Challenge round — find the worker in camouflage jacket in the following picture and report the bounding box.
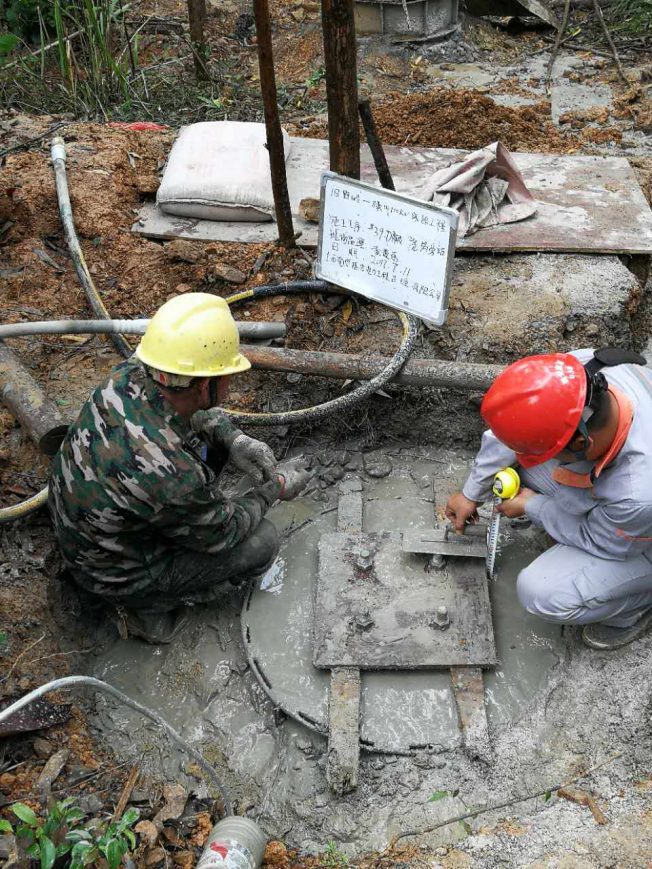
[48,293,313,644]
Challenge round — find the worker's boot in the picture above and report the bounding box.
[109,606,191,644]
[581,607,652,651]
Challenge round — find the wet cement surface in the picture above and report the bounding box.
[88,446,574,855]
[244,453,563,754]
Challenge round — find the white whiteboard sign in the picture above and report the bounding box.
[315,172,458,325]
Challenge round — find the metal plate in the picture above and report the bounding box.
[134,139,652,255]
[314,531,497,669]
[403,525,487,558]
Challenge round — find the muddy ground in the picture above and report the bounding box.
[1,2,652,867]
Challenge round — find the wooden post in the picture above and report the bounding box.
[322,0,360,179]
[187,0,209,81]
[253,0,296,248]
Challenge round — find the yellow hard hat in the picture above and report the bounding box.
[135,293,251,378]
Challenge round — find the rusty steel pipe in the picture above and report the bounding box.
[239,344,503,391]
[0,340,70,455]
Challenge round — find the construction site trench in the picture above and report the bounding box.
[2,4,652,868]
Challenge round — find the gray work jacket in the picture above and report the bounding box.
[462,349,652,561]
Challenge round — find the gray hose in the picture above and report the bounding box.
[51,138,133,359]
[0,676,232,815]
[0,319,286,341]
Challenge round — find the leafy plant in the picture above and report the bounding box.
[9,799,139,869]
[322,840,350,869]
[0,32,19,63]
[428,788,459,802]
[67,806,139,869]
[1,0,57,42]
[12,797,85,867]
[306,65,325,88]
[611,0,652,34]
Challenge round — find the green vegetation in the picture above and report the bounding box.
[3,799,139,869]
[322,840,350,869]
[611,0,652,35]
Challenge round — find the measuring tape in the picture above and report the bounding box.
[486,467,520,579]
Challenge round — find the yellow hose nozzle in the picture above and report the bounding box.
[493,467,521,501]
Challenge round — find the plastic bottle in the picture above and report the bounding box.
[196,817,267,869]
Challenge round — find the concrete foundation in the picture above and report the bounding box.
[355,0,458,40]
[427,252,647,365]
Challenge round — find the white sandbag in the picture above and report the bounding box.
[157,121,292,222]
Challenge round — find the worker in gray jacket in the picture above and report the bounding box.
[445,348,652,650]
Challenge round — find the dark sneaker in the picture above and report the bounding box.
[109,606,191,644]
[581,608,652,650]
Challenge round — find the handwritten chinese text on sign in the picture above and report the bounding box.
[315,172,458,326]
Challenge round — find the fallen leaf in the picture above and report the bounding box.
[153,784,187,830]
[135,820,159,848]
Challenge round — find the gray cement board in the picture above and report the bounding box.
[314,531,497,669]
[133,138,652,255]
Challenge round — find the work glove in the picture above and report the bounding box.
[229,434,278,484]
[277,456,315,501]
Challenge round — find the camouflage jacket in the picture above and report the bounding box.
[48,358,282,595]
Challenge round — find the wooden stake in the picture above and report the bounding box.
[253,0,296,248]
[112,763,140,822]
[591,0,629,85]
[545,0,571,89]
[187,0,209,81]
[358,98,394,190]
[322,0,360,179]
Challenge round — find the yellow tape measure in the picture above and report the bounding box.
[492,467,520,501]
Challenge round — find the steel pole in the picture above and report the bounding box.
[240,344,502,391]
[0,341,70,455]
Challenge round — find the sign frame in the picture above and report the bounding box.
[315,171,458,326]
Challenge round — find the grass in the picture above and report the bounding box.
[610,0,652,35]
[0,2,327,125]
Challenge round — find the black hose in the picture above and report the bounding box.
[224,281,418,426]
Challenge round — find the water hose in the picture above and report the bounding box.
[0,676,232,815]
[0,319,286,342]
[51,137,133,358]
[223,281,418,426]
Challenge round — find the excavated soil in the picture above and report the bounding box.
[288,87,626,153]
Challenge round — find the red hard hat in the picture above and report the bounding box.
[481,354,587,467]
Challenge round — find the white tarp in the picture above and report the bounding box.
[419,141,538,238]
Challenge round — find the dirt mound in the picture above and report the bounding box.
[291,87,579,153]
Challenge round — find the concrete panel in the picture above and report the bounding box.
[134,139,652,255]
[314,531,497,669]
[354,3,382,33]
[432,253,645,365]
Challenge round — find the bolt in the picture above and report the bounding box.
[355,608,374,631]
[357,548,373,570]
[427,553,446,572]
[432,605,450,631]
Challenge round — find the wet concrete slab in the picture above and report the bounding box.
[92,444,649,855]
[243,449,564,754]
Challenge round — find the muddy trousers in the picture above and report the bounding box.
[91,519,280,613]
[516,464,652,628]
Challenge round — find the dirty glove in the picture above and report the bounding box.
[277,456,315,501]
[229,434,277,484]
